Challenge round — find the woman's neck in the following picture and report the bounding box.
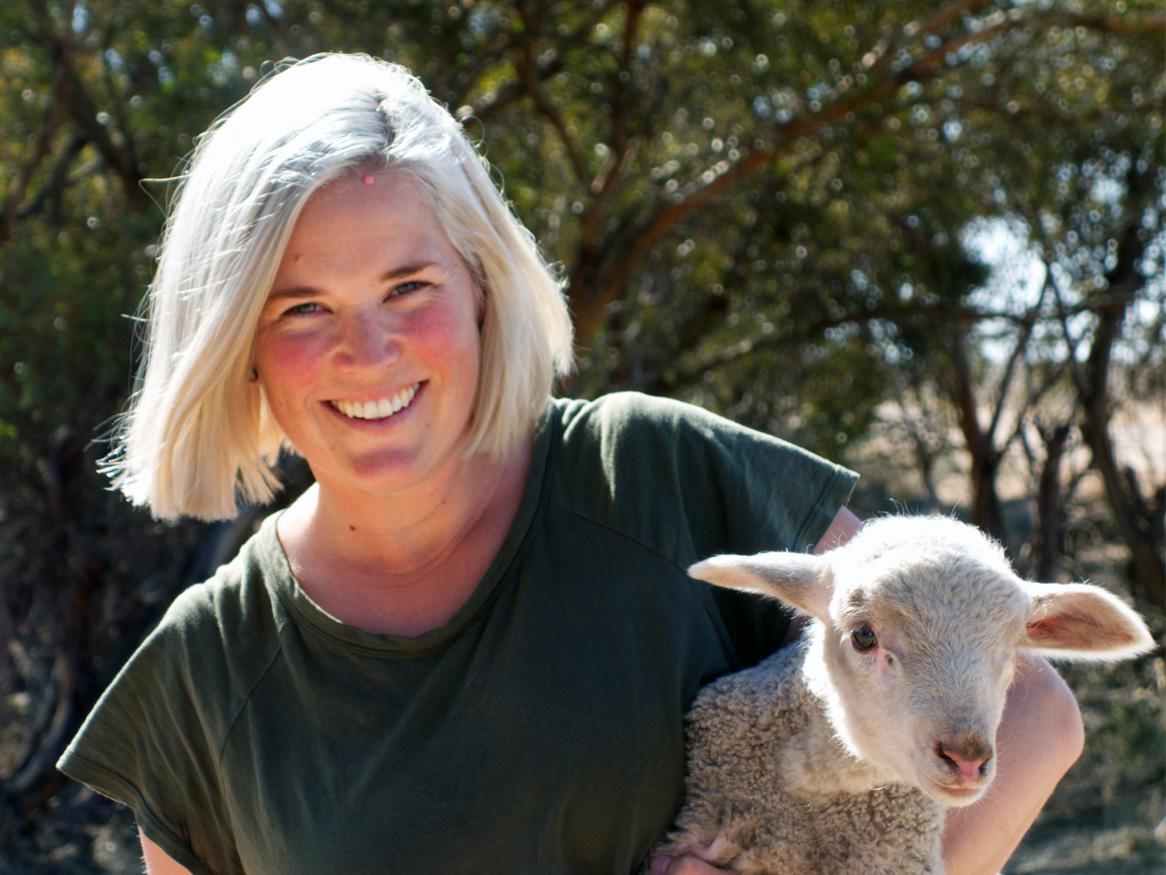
[276,433,534,635]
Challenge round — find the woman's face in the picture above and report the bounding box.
[254,169,483,500]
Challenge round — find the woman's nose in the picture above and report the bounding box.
[335,313,401,369]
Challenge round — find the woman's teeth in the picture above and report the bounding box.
[332,384,420,420]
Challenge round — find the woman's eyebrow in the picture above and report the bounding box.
[266,286,319,301]
[267,262,439,300]
[380,262,439,281]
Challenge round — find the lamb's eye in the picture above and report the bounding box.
[851,625,878,652]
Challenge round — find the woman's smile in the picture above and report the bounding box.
[329,381,423,421]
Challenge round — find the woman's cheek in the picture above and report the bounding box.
[258,324,333,388]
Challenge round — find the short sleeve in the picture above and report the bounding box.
[670,400,856,558]
[57,587,240,875]
[667,397,858,663]
[556,393,858,664]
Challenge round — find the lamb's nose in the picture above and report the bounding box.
[936,740,993,781]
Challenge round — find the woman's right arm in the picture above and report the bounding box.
[140,828,193,875]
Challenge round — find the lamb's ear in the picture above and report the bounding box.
[688,552,831,620]
[1019,581,1156,661]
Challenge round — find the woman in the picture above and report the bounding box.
[58,54,1082,874]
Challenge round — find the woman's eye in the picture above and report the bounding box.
[850,625,878,652]
[285,301,322,316]
[390,280,428,297]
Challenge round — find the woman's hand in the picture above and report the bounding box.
[647,853,733,874]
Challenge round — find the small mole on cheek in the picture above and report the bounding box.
[349,525,357,533]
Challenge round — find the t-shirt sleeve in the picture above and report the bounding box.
[669,401,856,559]
[667,397,859,664]
[562,392,859,665]
[56,586,238,875]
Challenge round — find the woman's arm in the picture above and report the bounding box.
[812,506,862,554]
[140,828,193,875]
[941,654,1084,874]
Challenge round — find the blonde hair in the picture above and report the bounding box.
[108,54,574,520]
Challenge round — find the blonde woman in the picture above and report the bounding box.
[58,54,1083,875]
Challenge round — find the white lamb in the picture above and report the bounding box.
[658,515,1155,875]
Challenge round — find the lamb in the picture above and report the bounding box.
[657,515,1155,875]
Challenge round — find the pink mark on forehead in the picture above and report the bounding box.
[361,174,376,186]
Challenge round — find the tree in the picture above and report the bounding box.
[1,0,1162,858]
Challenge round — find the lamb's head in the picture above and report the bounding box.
[689,515,1155,808]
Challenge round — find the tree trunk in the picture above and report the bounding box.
[947,328,1007,544]
[1073,168,1166,613]
[1034,421,1072,581]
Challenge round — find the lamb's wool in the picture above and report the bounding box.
[665,642,944,875]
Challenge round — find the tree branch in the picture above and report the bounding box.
[471,0,619,120]
[571,1,1155,347]
[592,0,643,198]
[656,288,1129,395]
[12,135,91,226]
[515,28,591,189]
[863,0,1002,79]
[985,279,1050,442]
[1,61,70,241]
[31,8,149,210]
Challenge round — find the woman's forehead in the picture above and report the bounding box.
[272,172,455,287]
[302,167,421,214]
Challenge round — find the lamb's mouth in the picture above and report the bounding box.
[330,383,421,421]
[927,780,986,806]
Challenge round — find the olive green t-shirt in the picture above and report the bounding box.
[58,393,857,874]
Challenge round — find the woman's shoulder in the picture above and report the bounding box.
[152,514,288,670]
[546,392,693,489]
[552,390,711,427]
[54,521,287,875]
[542,393,762,544]
[90,513,289,743]
[542,391,857,557]
[548,391,739,454]
[547,390,814,479]
[58,514,287,792]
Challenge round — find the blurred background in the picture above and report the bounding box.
[0,1,1162,871]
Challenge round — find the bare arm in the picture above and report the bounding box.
[812,505,862,554]
[140,828,193,875]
